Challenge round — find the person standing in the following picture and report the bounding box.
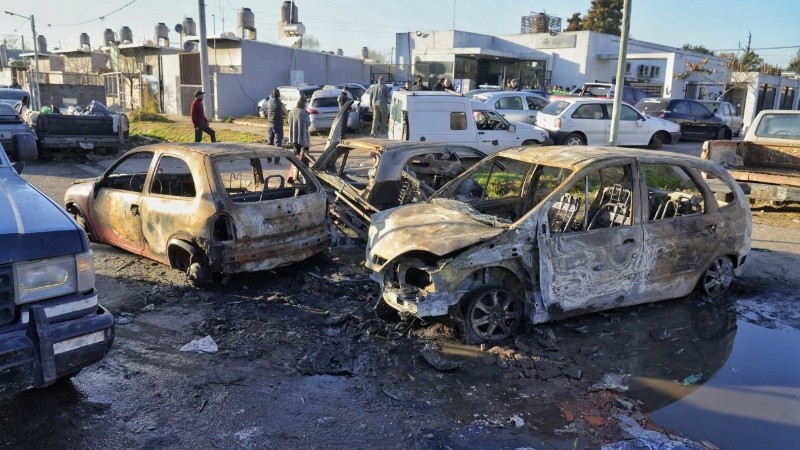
[410,75,427,91]
[369,77,390,137]
[289,96,311,165]
[337,87,351,139]
[190,90,216,143]
[508,79,521,91]
[266,88,286,147]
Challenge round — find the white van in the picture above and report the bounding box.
[387,91,551,153]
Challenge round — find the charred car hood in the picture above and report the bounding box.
[367,201,505,267]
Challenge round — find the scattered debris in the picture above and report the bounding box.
[602,415,708,450]
[534,360,561,380]
[296,340,354,376]
[590,373,630,392]
[509,415,525,428]
[114,313,134,325]
[678,373,704,386]
[420,347,462,372]
[180,336,219,353]
[562,367,582,380]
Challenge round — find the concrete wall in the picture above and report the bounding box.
[39,83,105,108]
[731,71,800,129]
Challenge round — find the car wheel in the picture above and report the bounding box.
[648,133,663,150]
[456,285,523,344]
[715,127,728,140]
[258,107,265,118]
[697,256,734,298]
[564,133,586,146]
[187,262,210,288]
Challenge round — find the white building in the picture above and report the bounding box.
[161,35,370,119]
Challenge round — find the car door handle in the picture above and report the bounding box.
[623,238,635,244]
[478,131,485,135]
[130,204,139,216]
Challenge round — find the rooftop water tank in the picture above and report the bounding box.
[281,1,298,24]
[104,28,115,45]
[36,35,47,53]
[182,17,197,36]
[79,33,91,50]
[120,26,133,44]
[239,8,255,29]
[155,22,169,46]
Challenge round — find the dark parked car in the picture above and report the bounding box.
[0,142,114,397]
[635,98,729,141]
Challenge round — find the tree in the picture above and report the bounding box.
[565,13,583,32]
[682,44,715,56]
[564,0,623,36]
[723,32,766,72]
[582,0,624,36]
[788,49,800,72]
[301,34,320,51]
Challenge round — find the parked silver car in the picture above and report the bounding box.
[699,100,744,137]
[472,91,549,125]
[257,85,320,117]
[308,89,360,133]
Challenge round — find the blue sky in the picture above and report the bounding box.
[2,0,797,66]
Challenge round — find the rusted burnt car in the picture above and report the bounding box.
[65,144,329,286]
[366,146,751,343]
[311,138,485,239]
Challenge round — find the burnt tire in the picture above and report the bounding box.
[564,133,586,146]
[456,285,523,344]
[187,262,210,288]
[715,127,728,140]
[697,256,734,298]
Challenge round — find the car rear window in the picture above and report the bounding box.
[636,100,670,115]
[540,100,571,116]
[312,97,339,108]
[215,157,317,202]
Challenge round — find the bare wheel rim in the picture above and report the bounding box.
[468,289,522,341]
[702,257,734,296]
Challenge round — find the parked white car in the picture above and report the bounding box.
[471,91,549,125]
[536,97,680,148]
[308,89,360,133]
[699,100,744,137]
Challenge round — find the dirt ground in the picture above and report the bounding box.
[3,127,799,449]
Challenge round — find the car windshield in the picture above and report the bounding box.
[0,104,23,123]
[433,155,572,225]
[753,113,800,139]
[540,100,571,116]
[636,99,671,115]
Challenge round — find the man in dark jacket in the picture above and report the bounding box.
[266,88,286,147]
[190,90,216,142]
[410,75,428,91]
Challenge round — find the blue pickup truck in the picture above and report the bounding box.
[0,141,114,397]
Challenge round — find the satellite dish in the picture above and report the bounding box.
[174,23,183,34]
[183,41,195,52]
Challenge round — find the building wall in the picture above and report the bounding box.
[39,83,105,108]
[731,71,800,129]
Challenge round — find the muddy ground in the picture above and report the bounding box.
[3,128,799,449]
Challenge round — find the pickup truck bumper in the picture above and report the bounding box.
[37,135,127,150]
[0,303,114,398]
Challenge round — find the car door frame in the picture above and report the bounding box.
[88,150,156,253]
[536,158,645,316]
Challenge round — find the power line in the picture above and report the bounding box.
[712,45,800,52]
[43,0,140,27]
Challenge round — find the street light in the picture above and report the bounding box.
[5,10,41,111]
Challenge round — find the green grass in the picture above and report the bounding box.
[644,164,684,190]
[474,171,525,198]
[130,121,265,144]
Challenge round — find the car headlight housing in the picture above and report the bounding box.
[14,251,95,304]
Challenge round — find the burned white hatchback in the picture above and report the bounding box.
[366,146,751,343]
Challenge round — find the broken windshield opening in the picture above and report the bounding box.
[433,156,572,224]
[215,157,317,203]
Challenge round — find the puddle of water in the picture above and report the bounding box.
[649,320,800,449]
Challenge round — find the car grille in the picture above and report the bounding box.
[0,266,14,326]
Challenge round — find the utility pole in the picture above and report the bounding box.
[5,10,41,110]
[608,0,631,147]
[197,0,212,120]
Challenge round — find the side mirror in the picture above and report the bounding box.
[508,124,516,133]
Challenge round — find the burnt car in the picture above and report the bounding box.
[65,144,329,286]
[366,146,751,343]
[312,137,485,239]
